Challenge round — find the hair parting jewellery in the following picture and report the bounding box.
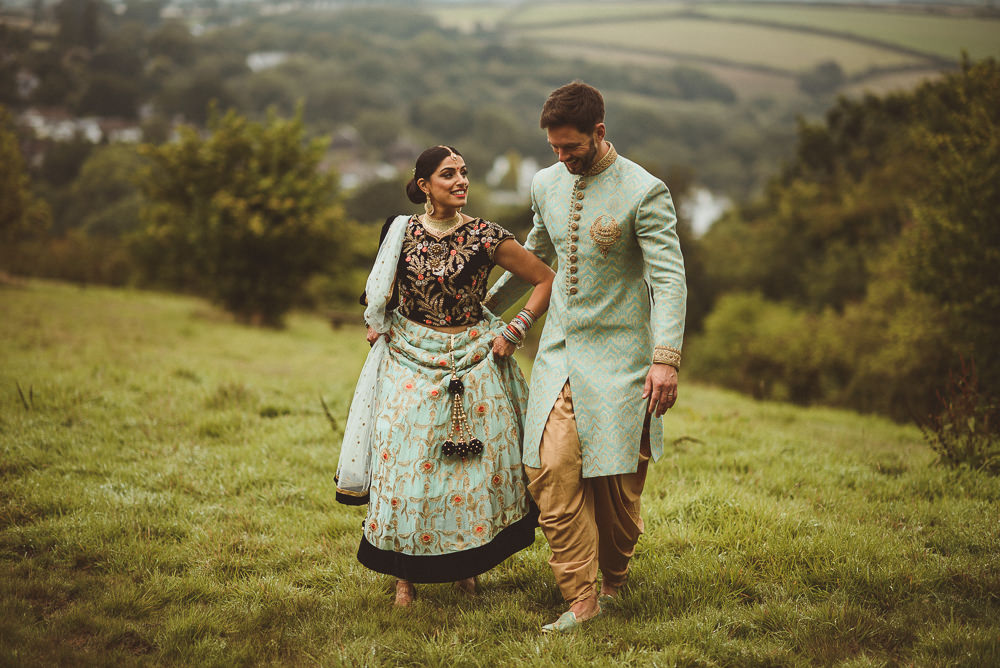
[501,307,537,348]
[441,334,484,458]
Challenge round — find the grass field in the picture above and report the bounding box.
[2,280,999,665]
[522,19,924,75]
[697,4,1000,61]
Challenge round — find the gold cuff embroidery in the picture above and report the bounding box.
[653,346,681,369]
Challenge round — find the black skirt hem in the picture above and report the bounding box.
[336,490,370,506]
[357,508,539,583]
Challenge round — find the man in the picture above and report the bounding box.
[484,81,686,632]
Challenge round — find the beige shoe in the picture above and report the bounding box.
[541,604,603,634]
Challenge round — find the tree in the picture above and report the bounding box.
[689,57,1000,417]
[798,61,845,96]
[77,73,141,118]
[905,57,1000,387]
[137,107,343,326]
[65,144,145,236]
[0,107,50,252]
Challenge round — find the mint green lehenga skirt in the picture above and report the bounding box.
[356,313,538,582]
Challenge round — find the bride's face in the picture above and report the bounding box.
[421,154,469,215]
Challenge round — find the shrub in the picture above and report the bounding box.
[918,358,1000,474]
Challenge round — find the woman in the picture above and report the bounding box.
[336,145,555,606]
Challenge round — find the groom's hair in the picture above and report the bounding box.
[540,81,605,134]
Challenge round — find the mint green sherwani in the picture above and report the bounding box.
[485,145,686,478]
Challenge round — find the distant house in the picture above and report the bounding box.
[18,108,142,144]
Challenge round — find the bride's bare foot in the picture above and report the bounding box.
[394,579,415,607]
[454,577,476,596]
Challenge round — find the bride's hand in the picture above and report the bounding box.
[491,336,515,358]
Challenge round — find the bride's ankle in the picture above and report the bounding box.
[394,579,415,606]
[454,577,476,595]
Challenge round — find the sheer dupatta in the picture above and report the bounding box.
[335,215,409,503]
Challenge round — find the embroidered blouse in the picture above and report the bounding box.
[392,215,514,327]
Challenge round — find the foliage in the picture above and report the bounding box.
[0,106,50,250]
[692,58,1000,419]
[64,143,145,237]
[2,281,998,665]
[4,3,799,215]
[137,106,343,326]
[3,231,136,286]
[918,358,1000,474]
[686,292,843,404]
[797,60,845,96]
[904,57,1000,387]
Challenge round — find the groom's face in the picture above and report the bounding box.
[546,124,604,175]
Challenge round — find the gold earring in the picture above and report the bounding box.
[424,199,434,216]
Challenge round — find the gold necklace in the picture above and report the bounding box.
[419,212,464,237]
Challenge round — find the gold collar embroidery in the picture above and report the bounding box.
[585,142,617,177]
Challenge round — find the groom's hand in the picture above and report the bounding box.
[643,364,678,417]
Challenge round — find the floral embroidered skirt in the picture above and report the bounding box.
[357,313,538,583]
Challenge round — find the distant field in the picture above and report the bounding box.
[427,1,991,99]
[525,19,925,75]
[839,67,946,96]
[698,4,1000,60]
[502,1,684,25]
[539,42,803,99]
[429,3,511,32]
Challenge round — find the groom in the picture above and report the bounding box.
[485,81,687,632]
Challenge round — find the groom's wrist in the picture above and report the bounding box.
[652,345,681,369]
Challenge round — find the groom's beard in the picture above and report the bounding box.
[563,139,600,175]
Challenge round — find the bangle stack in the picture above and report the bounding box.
[501,307,537,348]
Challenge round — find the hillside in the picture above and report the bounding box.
[430,0,1000,100]
[1,280,997,664]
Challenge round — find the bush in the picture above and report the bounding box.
[918,359,1000,474]
[686,292,842,404]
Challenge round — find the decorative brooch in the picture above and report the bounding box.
[590,215,621,257]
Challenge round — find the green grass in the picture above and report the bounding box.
[2,279,999,665]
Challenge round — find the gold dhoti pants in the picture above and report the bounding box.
[525,381,651,606]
